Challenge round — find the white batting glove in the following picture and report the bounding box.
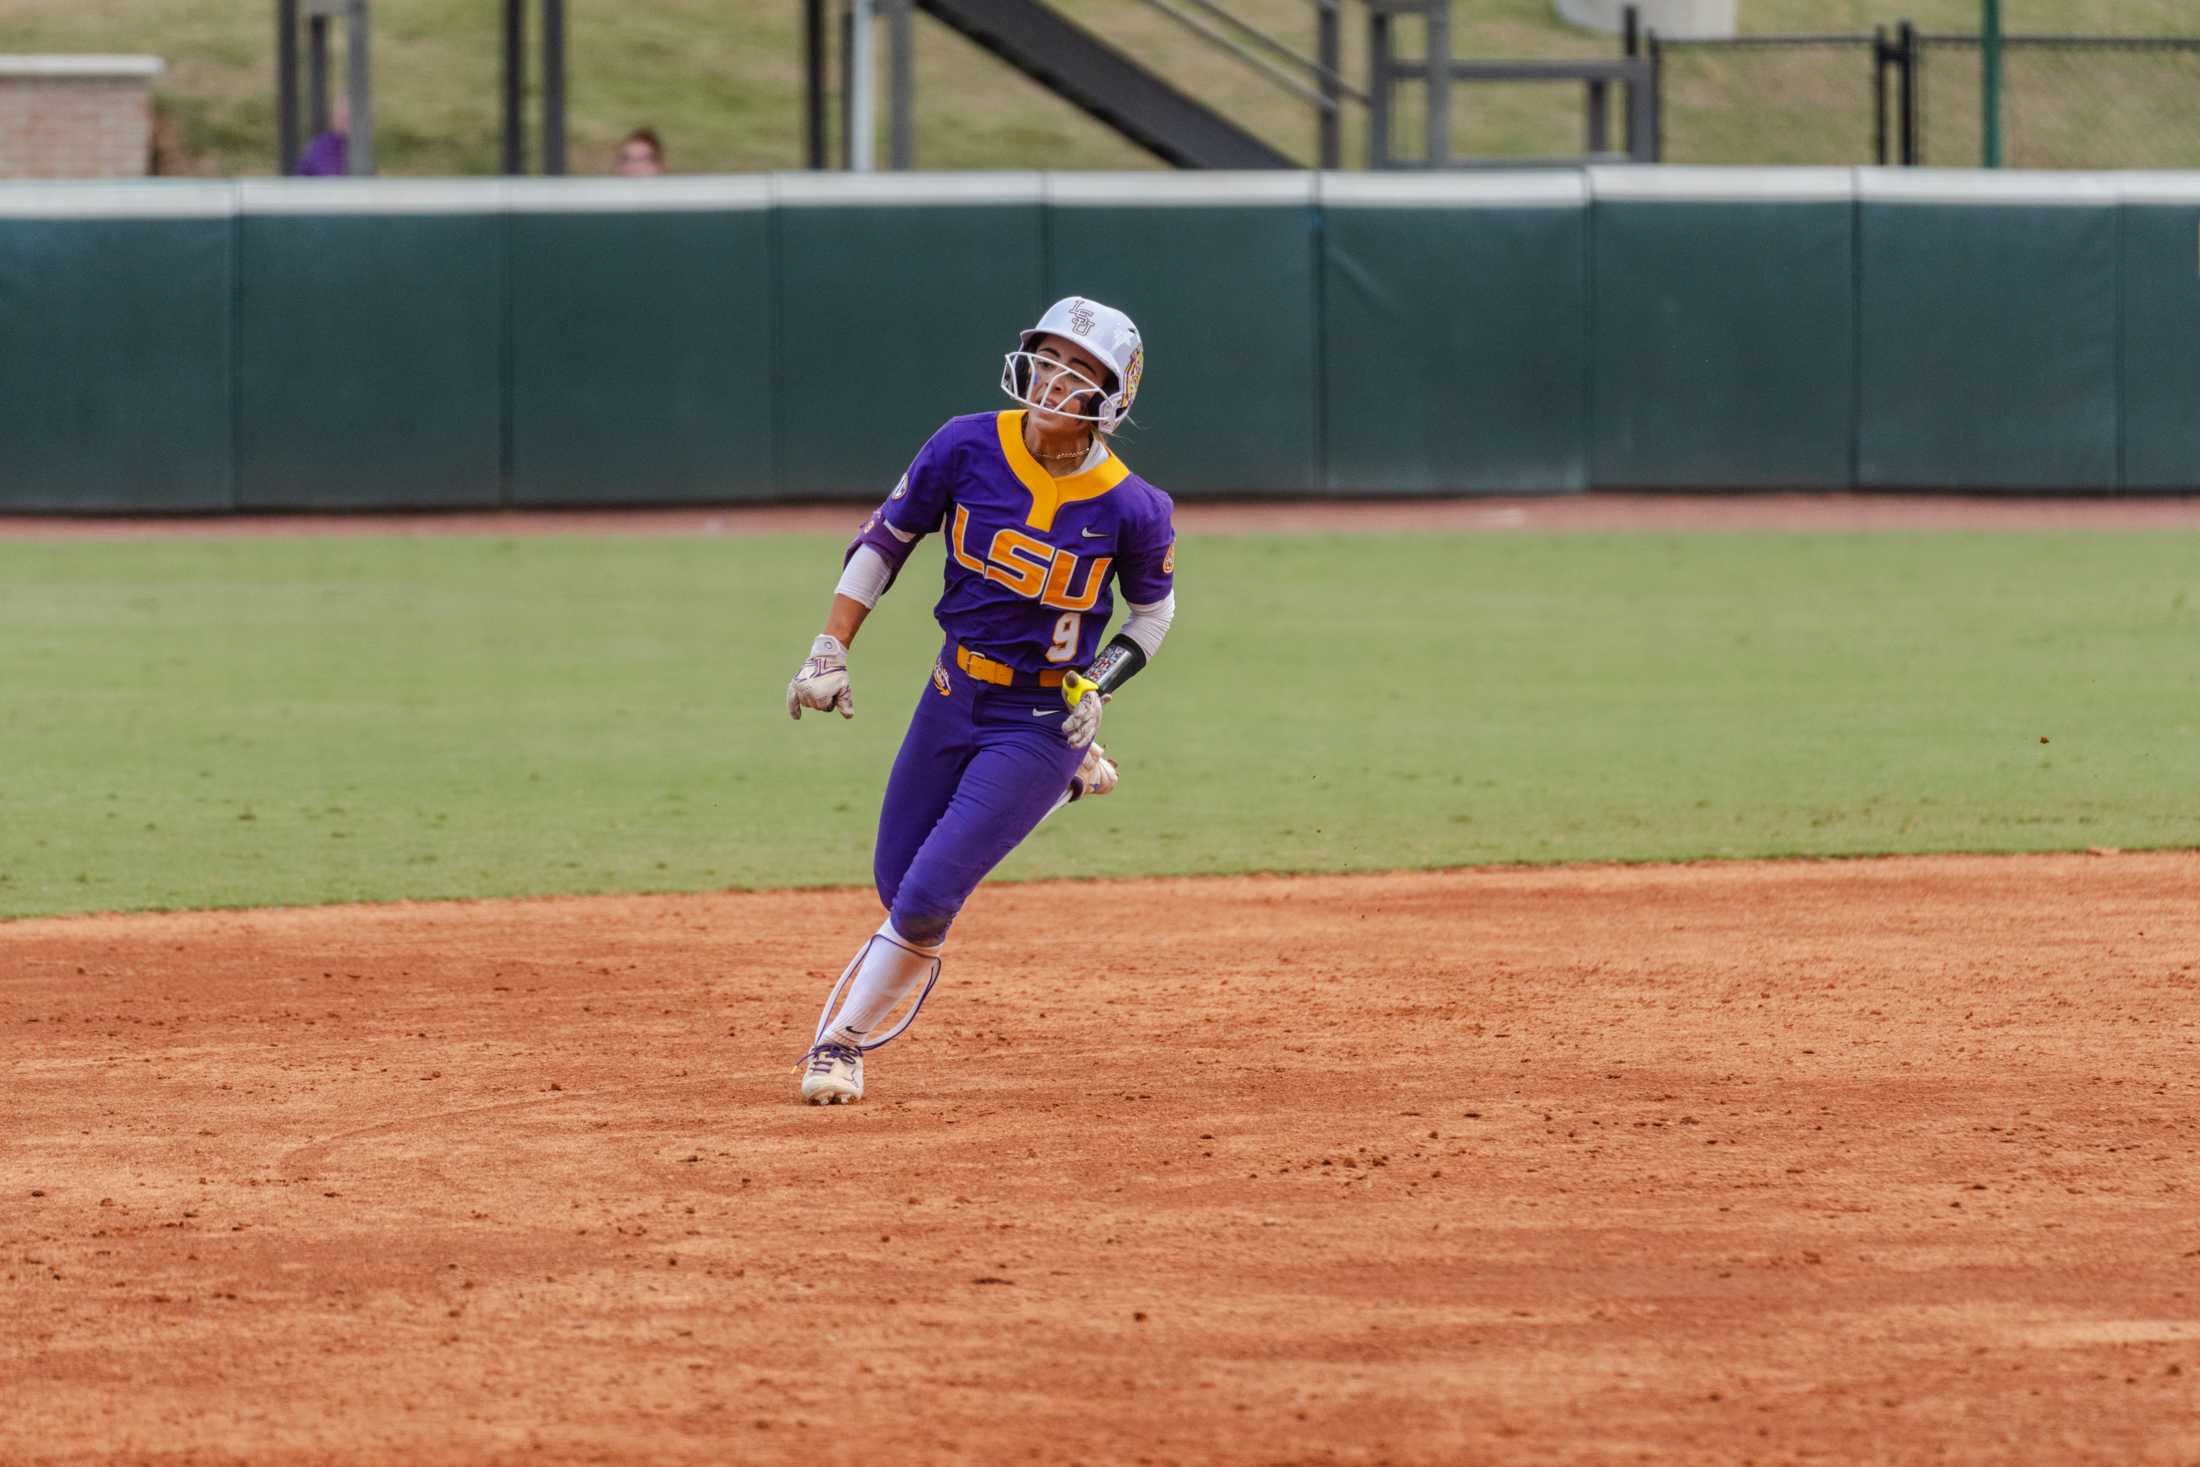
[787,633,853,720]
[1060,685,1104,749]
[1071,742,1118,799]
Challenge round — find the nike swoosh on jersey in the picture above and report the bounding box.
[1032,708,1060,717]
[1081,527,1107,538]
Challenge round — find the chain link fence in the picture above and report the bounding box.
[1651,30,2200,169]
[1917,36,2200,170]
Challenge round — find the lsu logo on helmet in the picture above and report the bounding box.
[1003,296,1145,436]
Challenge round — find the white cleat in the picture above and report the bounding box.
[799,1041,864,1105]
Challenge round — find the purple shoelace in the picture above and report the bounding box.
[804,1041,860,1074]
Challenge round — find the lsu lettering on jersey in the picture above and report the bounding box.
[848,411,1176,674]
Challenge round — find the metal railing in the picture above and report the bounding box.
[1129,0,1657,167]
[813,0,1657,172]
[273,0,568,177]
[1367,0,1654,167]
[274,0,374,175]
[1123,0,1368,168]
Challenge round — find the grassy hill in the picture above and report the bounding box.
[0,0,2192,175]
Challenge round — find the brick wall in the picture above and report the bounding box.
[0,58,165,179]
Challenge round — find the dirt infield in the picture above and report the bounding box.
[8,853,2199,1465]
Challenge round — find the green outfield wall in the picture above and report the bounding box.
[1322,173,1588,493]
[2120,176,2200,491]
[508,179,777,505]
[1857,173,2122,491]
[2,169,2196,512]
[235,182,506,510]
[0,184,235,512]
[1591,169,1856,490]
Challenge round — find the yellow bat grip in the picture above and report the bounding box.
[1061,670,1098,709]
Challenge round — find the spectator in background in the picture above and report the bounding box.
[614,128,665,176]
[296,95,349,176]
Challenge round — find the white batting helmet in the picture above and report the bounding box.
[1000,295,1144,435]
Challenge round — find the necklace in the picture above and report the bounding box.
[1031,435,1092,470]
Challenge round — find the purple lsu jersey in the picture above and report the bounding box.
[849,411,1176,674]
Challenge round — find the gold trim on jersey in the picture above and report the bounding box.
[995,411,1130,533]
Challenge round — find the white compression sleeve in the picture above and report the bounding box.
[819,920,944,1049]
[834,544,894,609]
[1118,591,1176,660]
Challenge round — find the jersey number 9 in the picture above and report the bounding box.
[1045,612,1081,664]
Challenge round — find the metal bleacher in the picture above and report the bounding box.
[806,0,1651,171]
[914,0,1297,169]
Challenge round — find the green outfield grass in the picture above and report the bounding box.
[1,528,2195,919]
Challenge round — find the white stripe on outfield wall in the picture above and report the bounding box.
[1854,168,2122,206]
[0,181,233,219]
[1589,166,1852,203]
[772,172,1045,207]
[1047,172,1315,207]
[2120,173,2200,205]
[0,54,165,78]
[237,178,508,215]
[502,176,771,212]
[1318,171,1584,208]
[4,169,2190,220]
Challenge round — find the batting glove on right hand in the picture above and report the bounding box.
[1060,684,1104,750]
[787,633,853,720]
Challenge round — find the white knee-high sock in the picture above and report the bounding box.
[819,920,943,1049]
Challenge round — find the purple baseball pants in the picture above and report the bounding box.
[873,648,1084,946]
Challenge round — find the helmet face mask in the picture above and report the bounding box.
[1000,296,1143,435]
[1002,349,1111,425]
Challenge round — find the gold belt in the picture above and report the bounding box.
[955,643,1067,689]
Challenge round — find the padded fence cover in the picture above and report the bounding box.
[1324,176,1587,494]
[2119,187,2200,489]
[237,196,505,510]
[0,208,234,512]
[1591,173,1854,489]
[3,172,2189,513]
[1857,178,2119,490]
[509,202,773,505]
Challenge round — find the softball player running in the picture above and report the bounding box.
[785,296,1178,1104]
